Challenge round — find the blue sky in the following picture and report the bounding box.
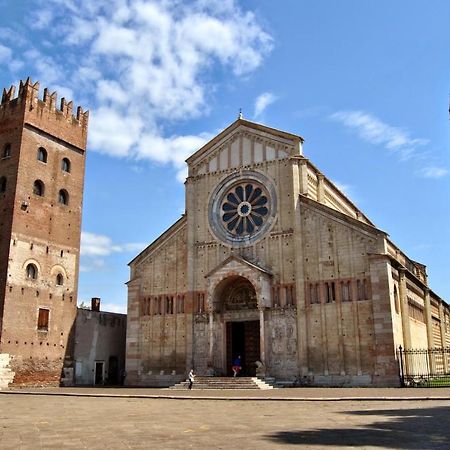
[1,0,449,312]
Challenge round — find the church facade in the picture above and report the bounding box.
[126,118,449,387]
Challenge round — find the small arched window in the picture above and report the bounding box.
[0,177,6,193]
[56,273,64,286]
[3,143,11,158]
[26,263,38,279]
[37,147,47,163]
[33,180,45,196]
[61,158,71,173]
[58,189,69,205]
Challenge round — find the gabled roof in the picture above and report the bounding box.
[205,254,273,279]
[128,215,186,267]
[299,194,385,238]
[186,118,304,166]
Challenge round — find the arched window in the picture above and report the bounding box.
[61,158,71,173]
[3,143,11,158]
[0,176,6,193]
[26,263,38,279]
[58,189,69,205]
[56,273,64,286]
[37,147,47,163]
[33,180,45,196]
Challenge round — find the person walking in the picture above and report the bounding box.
[232,355,242,377]
[188,369,195,390]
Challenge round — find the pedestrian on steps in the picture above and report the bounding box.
[232,356,242,377]
[188,369,195,390]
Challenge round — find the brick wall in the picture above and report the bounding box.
[0,79,87,384]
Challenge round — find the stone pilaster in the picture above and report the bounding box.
[398,268,412,350]
[259,307,266,367]
[438,302,448,372]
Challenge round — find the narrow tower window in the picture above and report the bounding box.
[56,273,64,286]
[61,158,71,173]
[37,147,47,163]
[2,143,11,158]
[37,308,49,331]
[58,189,69,205]
[33,180,45,196]
[0,176,6,193]
[26,263,38,279]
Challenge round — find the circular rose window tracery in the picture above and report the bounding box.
[208,171,277,246]
[222,183,269,236]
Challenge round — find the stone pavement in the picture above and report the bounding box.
[2,386,450,400]
[1,388,450,449]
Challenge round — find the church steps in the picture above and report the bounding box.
[169,376,275,390]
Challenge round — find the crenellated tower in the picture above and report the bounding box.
[0,78,88,385]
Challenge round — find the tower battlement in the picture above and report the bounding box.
[0,77,89,150]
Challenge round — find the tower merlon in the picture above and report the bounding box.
[0,78,89,137]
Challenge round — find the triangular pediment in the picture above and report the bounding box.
[187,118,304,176]
[205,255,272,279]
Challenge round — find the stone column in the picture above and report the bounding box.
[208,310,214,367]
[259,307,266,367]
[398,268,411,350]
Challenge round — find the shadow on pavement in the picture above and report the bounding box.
[264,405,450,449]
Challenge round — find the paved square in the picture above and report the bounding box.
[1,392,450,449]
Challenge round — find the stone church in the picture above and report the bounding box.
[127,118,449,387]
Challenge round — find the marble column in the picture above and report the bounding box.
[208,310,214,368]
[259,307,266,367]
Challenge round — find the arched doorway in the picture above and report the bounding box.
[215,276,260,376]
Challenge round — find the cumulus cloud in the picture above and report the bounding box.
[29,10,53,30]
[330,110,428,160]
[81,232,145,257]
[16,0,272,182]
[330,110,448,177]
[0,43,12,61]
[419,166,449,179]
[254,92,277,118]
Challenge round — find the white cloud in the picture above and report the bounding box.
[254,92,277,118]
[332,180,352,197]
[79,258,105,273]
[29,10,53,30]
[330,110,428,160]
[0,44,12,61]
[81,231,145,257]
[20,0,272,182]
[419,166,449,179]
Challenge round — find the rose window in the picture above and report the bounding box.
[221,183,269,236]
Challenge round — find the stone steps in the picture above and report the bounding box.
[0,353,15,390]
[170,376,275,390]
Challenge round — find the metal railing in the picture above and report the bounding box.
[398,346,450,387]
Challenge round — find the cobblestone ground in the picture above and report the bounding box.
[1,393,450,449]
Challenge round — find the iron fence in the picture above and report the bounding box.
[398,346,450,387]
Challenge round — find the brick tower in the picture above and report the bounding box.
[0,78,88,385]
